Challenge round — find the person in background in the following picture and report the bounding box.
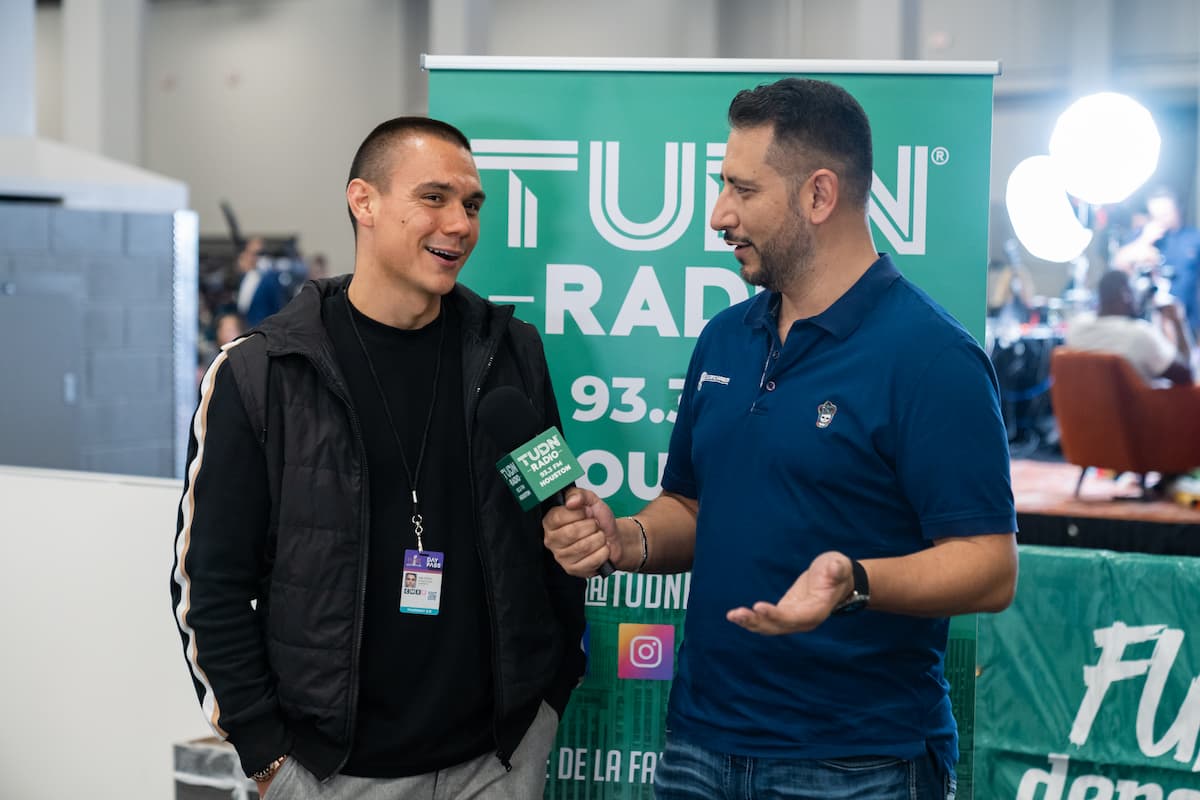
[213,310,247,349]
[987,256,1037,321]
[171,116,585,799]
[1066,268,1193,386]
[1112,188,1200,338]
[234,236,291,326]
[544,77,1017,800]
[195,310,248,388]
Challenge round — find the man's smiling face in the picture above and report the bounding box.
[367,134,485,302]
[710,124,814,293]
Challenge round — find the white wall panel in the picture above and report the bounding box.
[0,467,206,800]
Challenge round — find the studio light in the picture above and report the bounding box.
[1005,155,1093,263]
[1005,92,1160,264]
[1048,92,1161,205]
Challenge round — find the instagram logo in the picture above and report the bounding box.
[618,623,675,680]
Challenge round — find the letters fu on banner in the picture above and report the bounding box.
[978,546,1200,799]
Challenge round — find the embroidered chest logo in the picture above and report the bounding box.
[698,371,731,391]
[816,400,838,429]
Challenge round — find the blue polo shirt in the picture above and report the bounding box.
[662,255,1016,777]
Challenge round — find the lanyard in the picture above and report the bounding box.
[344,290,447,553]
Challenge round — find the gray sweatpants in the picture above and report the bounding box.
[263,701,559,800]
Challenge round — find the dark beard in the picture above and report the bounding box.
[744,221,813,293]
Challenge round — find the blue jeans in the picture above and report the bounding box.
[653,736,955,800]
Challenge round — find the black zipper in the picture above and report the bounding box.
[464,338,513,768]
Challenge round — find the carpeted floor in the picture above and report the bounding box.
[1011,458,1200,524]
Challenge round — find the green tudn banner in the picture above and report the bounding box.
[978,546,1200,799]
[428,56,997,799]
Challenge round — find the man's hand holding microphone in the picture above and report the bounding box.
[479,386,620,578]
[542,489,641,578]
[478,384,694,580]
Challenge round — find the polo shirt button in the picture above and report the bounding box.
[766,380,776,391]
[771,351,779,359]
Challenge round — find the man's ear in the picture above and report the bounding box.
[808,169,839,225]
[347,178,376,229]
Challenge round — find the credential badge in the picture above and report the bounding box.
[816,401,837,429]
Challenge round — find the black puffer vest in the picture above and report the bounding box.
[224,276,585,780]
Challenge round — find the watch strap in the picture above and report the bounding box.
[832,558,870,614]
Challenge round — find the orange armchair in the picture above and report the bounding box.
[1049,348,1200,496]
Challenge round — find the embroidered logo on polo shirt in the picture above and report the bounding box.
[697,371,731,391]
[816,400,838,428]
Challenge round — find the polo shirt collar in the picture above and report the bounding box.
[743,254,901,340]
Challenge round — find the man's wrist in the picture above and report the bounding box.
[619,517,649,573]
[832,559,870,615]
[248,754,288,783]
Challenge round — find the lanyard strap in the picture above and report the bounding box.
[344,290,447,552]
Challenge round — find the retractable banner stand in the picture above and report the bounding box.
[426,56,998,799]
[977,546,1200,799]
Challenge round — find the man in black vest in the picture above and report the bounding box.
[171,117,585,798]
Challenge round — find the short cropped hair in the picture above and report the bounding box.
[727,78,873,209]
[346,116,472,232]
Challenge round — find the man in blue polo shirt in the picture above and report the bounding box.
[543,77,1018,800]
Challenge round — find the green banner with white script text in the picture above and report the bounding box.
[977,546,1200,799]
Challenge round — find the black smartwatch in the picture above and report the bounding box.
[832,559,870,615]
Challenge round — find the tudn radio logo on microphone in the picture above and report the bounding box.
[496,427,585,510]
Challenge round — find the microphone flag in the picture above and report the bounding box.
[495,426,585,511]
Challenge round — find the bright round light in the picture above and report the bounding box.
[1049,92,1160,205]
[1005,155,1093,262]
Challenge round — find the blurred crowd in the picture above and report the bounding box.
[195,236,330,385]
[987,187,1199,345]
[986,186,1200,459]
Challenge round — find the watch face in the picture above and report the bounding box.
[833,592,869,615]
[835,559,870,615]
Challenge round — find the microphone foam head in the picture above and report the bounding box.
[477,386,541,451]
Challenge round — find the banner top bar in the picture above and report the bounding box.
[421,55,1001,76]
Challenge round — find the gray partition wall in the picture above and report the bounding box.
[0,201,197,478]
